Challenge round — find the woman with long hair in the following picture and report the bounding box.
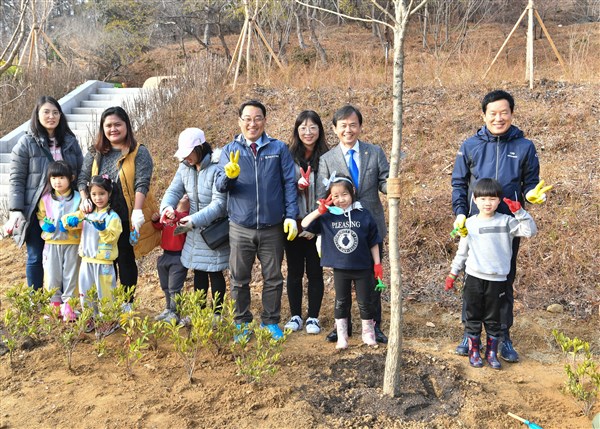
[4,95,83,290]
[283,110,329,334]
[77,106,160,309]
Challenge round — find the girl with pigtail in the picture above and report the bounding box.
[301,173,382,350]
[62,175,122,335]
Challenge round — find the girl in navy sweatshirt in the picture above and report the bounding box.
[302,173,382,350]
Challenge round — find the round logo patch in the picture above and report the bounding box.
[334,229,358,254]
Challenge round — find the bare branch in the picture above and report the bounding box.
[370,0,396,23]
[295,0,394,30]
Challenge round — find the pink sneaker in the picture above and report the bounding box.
[60,303,77,322]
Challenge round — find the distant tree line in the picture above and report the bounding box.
[1,0,598,78]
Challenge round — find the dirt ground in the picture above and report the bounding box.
[0,237,598,429]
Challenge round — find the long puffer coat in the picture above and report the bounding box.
[160,149,229,272]
[9,132,83,246]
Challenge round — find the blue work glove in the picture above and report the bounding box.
[41,217,56,233]
[129,228,139,246]
[66,216,80,228]
[91,219,106,231]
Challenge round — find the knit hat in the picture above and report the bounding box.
[174,128,206,160]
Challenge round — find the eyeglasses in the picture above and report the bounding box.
[240,116,265,125]
[299,125,318,134]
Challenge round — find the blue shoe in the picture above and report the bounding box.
[500,338,520,362]
[260,323,284,340]
[455,334,469,356]
[234,323,251,343]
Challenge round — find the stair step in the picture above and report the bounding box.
[97,88,141,95]
[80,100,117,108]
[71,107,105,115]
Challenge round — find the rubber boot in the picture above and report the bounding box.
[326,314,352,342]
[467,334,483,368]
[486,335,502,370]
[335,318,349,349]
[455,334,469,356]
[361,319,377,346]
[500,329,519,362]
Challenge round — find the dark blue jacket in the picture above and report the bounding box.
[305,206,381,271]
[215,133,299,229]
[451,125,540,217]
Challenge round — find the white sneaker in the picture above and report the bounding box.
[284,315,303,332]
[305,317,321,334]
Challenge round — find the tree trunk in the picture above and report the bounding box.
[294,6,307,49]
[383,0,409,398]
[307,6,327,64]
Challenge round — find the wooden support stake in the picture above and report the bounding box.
[227,19,247,76]
[534,9,568,74]
[482,7,528,79]
[39,30,68,65]
[254,24,285,71]
[527,0,534,88]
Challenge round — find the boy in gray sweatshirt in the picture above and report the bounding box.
[445,178,537,369]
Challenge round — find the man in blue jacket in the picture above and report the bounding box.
[216,100,299,340]
[451,90,552,362]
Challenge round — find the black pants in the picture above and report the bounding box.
[461,237,519,332]
[333,269,375,320]
[114,215,138,303]
[463,274,506,338]
[157,251,187,310]
[194,270,226,314]
[284,235,324,319]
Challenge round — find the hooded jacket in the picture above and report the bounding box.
[451,125,540,217]
[9,132,83,246]
[161,149,229,272]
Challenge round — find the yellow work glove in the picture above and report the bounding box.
[453,214,468,237]
[224,150,240,179]
[283,218,298,241]
[526,180,553,205]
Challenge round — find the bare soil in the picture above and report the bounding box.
[0,238,598,429]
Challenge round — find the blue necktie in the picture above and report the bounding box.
[347,149,359,188]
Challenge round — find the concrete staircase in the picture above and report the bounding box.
[0,80,142,216]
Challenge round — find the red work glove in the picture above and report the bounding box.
[445,273,457,291]
[298,166,311,190]
[317,194,333,215]
[503,197,522,213]
[374,263,383,280]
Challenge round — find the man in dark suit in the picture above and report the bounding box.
[316,105,390,343]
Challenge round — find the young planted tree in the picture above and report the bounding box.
[296,0,427,397]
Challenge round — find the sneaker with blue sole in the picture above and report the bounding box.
[260,323,284,340]
[234,323,252,343]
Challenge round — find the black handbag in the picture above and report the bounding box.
[200,217,229,250]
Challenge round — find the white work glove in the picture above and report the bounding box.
[315,235,322,258]
[174,215,194,235]
[131,209,145,232]
[298,230,315,240]
[160,206,175,224]
[283,218,298,241]
[3,211,26,236]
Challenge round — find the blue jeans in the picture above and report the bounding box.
[25,218,44,290]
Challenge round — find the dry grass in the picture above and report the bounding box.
[2,21,599,319]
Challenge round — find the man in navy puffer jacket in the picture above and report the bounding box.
[216,100,299,340]
[451,90,552,363]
